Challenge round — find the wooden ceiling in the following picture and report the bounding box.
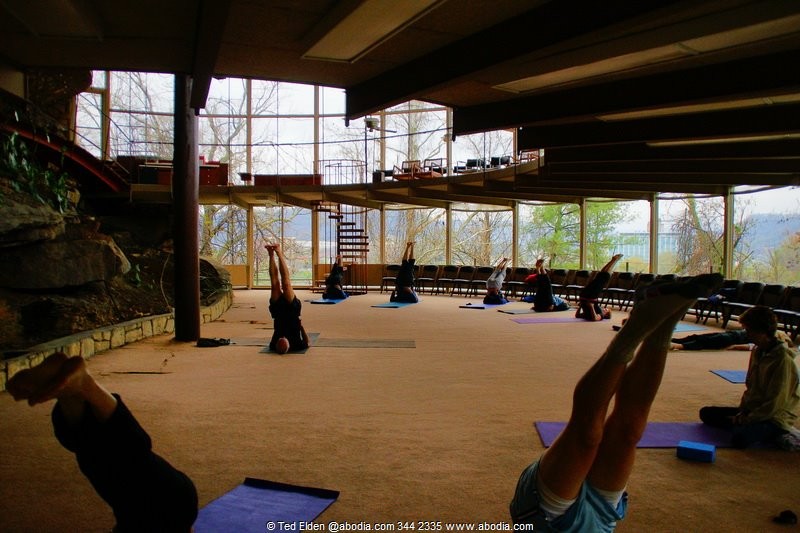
[2,0,799,207]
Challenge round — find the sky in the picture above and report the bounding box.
[616,185,800,233]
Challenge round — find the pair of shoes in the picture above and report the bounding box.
[777,430,800,452]
[196,337,230,347]
[773,510,797,525]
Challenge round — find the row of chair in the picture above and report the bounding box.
[379,264,533,297]
[692,281,800,339]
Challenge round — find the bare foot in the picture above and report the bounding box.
[7,352,69,401]
[27,355,90,406]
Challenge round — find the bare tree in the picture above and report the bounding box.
[671,196,754,275]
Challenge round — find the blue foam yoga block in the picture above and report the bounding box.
[676,440,716,462]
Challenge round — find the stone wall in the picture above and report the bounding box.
[0,290,233,392]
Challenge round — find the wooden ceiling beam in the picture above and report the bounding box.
[189,0,232,110]
[345,0,680,120]
[453,50,800,136]
[516,103,800,149]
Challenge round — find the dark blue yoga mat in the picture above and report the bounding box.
[310,298,346,304]
[194,478,339,533]
[535,421,732,448]
[710,369,746,383]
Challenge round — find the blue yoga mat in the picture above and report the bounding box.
[711,369,746,383]
[194,478,339,533]
[535,421,732,448]
[371,302,417,308]
[310,298,346,304]
[673,322,707,332]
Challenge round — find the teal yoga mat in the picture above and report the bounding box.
[371,302,417,308]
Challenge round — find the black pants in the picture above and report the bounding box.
[533,274,554,312]
[395,258,416,290]
[699,406,785,448]
[579,271,610,300]
[53,395,198,532]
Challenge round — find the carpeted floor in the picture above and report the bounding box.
[1,289,797,532]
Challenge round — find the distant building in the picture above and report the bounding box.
[614,232,680,262]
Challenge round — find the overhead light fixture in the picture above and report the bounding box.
[495,45,688,94]
[304,0,444,63]
[648,133,800,147]
[598,93,800,121]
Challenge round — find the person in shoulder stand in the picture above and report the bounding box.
[511,273,723,530]
[267,243,310,354]
[484,257,511,305]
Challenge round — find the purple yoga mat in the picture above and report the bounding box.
[535,421,732,448]
[194,478,339,532]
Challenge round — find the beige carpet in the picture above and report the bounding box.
[1,290,798,532]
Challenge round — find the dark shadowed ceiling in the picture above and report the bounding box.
[2,0,799,207]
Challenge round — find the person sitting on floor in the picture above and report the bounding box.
[390,241,419,304]
[323,253,348,300]
[6,352,198,532]
[484,257,511,305]
[699,306,800,450]
[511,273,724,530]
[575,254,624,321]
[267,243,310,354]
[531,259,570,312]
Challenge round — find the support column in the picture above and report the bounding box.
[246,206,254,289]
[380,206,386,264]
[511,201,519,265]
[172,74,200,341]
[649,194,659,274]
[723,187,734,276]
[445,203,453,264]
[579,199,587,268]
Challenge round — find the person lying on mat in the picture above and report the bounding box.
[390,241,419,304]
[323,253,348,300]
[699,306,800,451]
[672,328,796,351]
[484,257,510,305]
[530,258,570,312]
[267,243,310,354]
[574,254,623,321]
[511,273,724,530]
[6,352,198,532]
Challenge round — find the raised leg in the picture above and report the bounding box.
[267,245,282,303]
[537,274,721,499]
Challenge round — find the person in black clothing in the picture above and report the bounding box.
[531,258,570,312]
[575,254,623,321]
[390,241,419,303]
[267,243,310,354]
[7,351,198,533]
[671,329,751,351]
[323,253,348,300]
